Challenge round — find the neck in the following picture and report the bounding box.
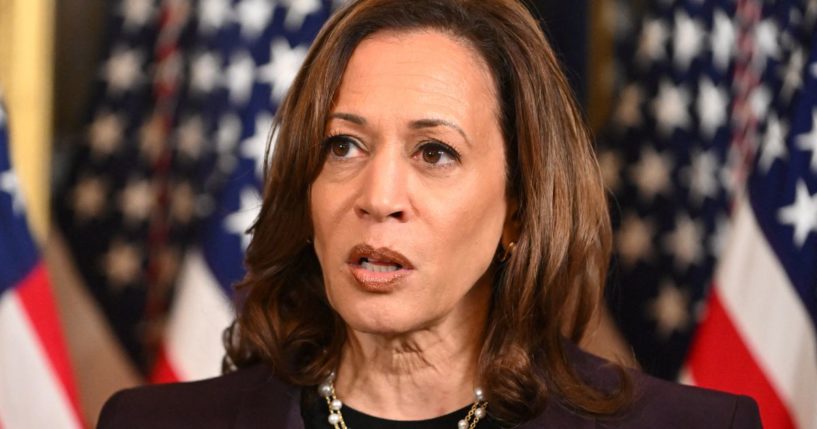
[334,290,489,420]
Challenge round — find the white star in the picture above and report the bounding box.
[696,77,728,138]
[241,112,274,179]
[0,168,24,214]
[754,19,781,71]
[709,214,730,256]
[120,0,155,31]
[614,84,643,128]
[71,176,107,221]
[279,0,322,31]
[757,114,788,173]
[224,51,256,106]
[711,9,735,72]
[807,1,817,31]
[749,85,772,124]
[637,17,669,65]
[216,114,242,174]
[89,112,124,157]
[795,108,817,173]
[170,182,196,224]
[191,52,222,94]
[617,213,654,267]
[257,39,308,103]
[119,178,155,223]
[198,0,233,34]
[648,281,690,338]
[777,180,817,248]
[597,150,623,191]
[780,48,806,103]
[217,113,243,154]
[104,241,143,288]
[663,213,704,270]
[224,187,262,251]
[236,0,275,41]
[177,116,205,159]
[652,79,691,136]
[102,47,144,93]
[682,149,719,205]
[631,147,673,201]
[673,11,704,72]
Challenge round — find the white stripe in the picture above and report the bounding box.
[164,249,235,381]
[0,291,81,429]
[715,198,817,429]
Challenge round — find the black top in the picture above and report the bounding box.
[97,343,762,428]
[301,394,505,429]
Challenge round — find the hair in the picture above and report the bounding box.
[224,0,630,423]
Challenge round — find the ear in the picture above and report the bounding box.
[500,197,521,250]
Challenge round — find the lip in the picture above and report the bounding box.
[346,244,414,292]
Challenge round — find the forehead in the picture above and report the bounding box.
[331,29,499,119]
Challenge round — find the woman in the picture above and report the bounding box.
[99,0,761,427]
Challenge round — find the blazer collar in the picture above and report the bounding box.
[234,368,305,429]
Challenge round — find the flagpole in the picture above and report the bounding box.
[0,0,54,244]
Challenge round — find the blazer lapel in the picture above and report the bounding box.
[234,371,305,429]
[516,399,597,429]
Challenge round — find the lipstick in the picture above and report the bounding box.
[347,244,414,292]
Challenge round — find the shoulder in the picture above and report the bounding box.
[97,364,302,429]
[616,370,761,428]
[534,344,761,429]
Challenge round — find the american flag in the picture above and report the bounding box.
[685,1,817,427]
[0,100,83,427]
[54,0,339,379]
[53,0,195,372]
[600,0,739,379]
[148,0,338,382]
[602,0,817,427]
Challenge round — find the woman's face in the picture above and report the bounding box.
[310,30,510,336]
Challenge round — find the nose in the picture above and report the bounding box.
[354,147,409,222]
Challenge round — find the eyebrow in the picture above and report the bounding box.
[327,113,471,145]
[409,119,470,146]
[328,112,366,125]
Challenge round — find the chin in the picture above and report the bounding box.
[337,296,433,337]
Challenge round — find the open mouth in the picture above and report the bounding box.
[347,244,414,276]
[358,257,403,273]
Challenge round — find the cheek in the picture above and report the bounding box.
[309,181,340,268]
[423,177,507,275]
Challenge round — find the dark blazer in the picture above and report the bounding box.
[98,346,761,428]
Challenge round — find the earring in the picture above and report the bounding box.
[499,241,516,263]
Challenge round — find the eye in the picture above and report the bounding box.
[415,141,460,166]
[323,135,364,159]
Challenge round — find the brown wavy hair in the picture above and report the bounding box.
[224,0,630,423]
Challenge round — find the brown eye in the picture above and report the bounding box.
[331,140,350,157]
[416,142,459,166]
[323,135,362,160]
[422,147,443,164]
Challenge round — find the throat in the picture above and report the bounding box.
[333,335,482,420]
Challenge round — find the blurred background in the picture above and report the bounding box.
[0,0,815,428]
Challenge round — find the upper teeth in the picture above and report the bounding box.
[361,260,400,272]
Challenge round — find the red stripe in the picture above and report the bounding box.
[149,344,181,384]
[687,288,795,429]
[16,263,84,426]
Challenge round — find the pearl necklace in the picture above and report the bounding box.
[318,373,488,429]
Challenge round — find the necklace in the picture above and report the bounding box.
[318,373,488,429]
